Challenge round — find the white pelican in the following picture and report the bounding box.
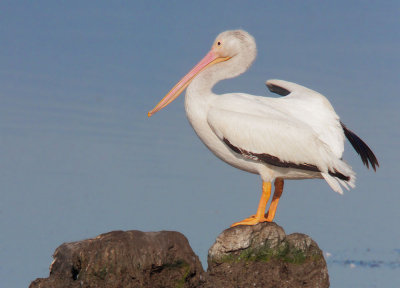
[148,30,378,227]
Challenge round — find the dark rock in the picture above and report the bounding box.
[30,230,204,288]
[203,222,329,288]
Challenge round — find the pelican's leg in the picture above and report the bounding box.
[231,181,271,227]
[265,178,284,222]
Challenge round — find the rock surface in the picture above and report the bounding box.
[205,222,329,288]
[30,230,204,288]
[31,223,329,288]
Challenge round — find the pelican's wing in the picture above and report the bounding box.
[340,122,379,171]
[266,79,328,100]
[208,107,333,171]
[266,79,379,170]
[265,79,345,159]
[207,106,354,194]
[266,79,295,96]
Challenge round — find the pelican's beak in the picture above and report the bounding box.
[148,50,230,117]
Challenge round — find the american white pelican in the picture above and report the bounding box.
[148,30,378,227]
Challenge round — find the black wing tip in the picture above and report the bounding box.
[266,82,291,96]
[340,122,379,171]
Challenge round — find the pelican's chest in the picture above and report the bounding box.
[184,91,260,175]
[184,91,214,143]
[184,90,231,161]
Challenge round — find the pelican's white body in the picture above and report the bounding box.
[185,78,355,194]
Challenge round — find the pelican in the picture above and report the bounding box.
[148,30,378,227]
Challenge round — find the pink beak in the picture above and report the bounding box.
[148,50,230,117]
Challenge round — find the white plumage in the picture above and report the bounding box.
[189,83,354,194]
[148,30,378,225]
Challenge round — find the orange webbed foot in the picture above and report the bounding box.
[231,214,271,227]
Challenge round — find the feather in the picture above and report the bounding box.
[341,122,379,171]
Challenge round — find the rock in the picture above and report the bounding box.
[30,230,204,288]
[208,222,286,262]
[30,224,329,288]
[204,222,329,288]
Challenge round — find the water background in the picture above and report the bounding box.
[1,2,399,287]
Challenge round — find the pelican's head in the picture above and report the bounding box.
[212,30,257,64]
[148,30,257,117]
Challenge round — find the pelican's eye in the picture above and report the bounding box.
[217,41,221,46]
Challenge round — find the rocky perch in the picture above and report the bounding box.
[205,222,329,288]
[30,223,329,288]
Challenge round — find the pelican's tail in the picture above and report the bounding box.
[322,160,356,195]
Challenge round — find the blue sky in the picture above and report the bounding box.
[1,1,399,287]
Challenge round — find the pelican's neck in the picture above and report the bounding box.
[186,51,255,98]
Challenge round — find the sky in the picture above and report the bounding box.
[1,1,399,287]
